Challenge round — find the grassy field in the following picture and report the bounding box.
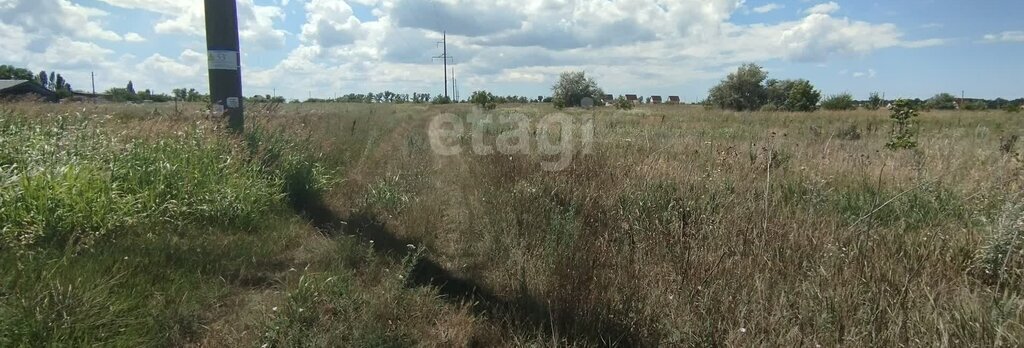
[2,101,1023,346]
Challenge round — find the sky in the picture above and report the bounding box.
[1,0,1022,101]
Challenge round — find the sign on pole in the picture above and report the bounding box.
[204,0,244,133]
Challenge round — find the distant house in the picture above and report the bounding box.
[602,94,613,103]
[668,96,681,104]
[0,80,57,102]
[625,94,639,104]
[651,96,663,104]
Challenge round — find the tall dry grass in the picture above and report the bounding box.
[310,102,1024,346]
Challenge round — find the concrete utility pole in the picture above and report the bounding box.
[90,71,95,95]
[433,31,452,99]
[204,0,244,133]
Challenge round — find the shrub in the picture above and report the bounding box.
[866,92,884,110]
[551,71,604,109]
[470,90,497,110]
[430,95,451,104]
[821,93,857,111]
[885,99,919,150]
[925,93,958,110]
[1005,104,1022,113]
[964,100,988,111]
[707,63,768,111]
[765,79,820,112]
[613,95,634,110]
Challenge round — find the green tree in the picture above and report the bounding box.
[0,65,35,81]
[126,81,136,95]
[707,63,769,111]
[821,93,857,111]
[431,94,451,104]
[613,95,634,110]
[964,100,988,111]
[38,70,48,87]
[866,92,884,110]
[551,71,604,109]
[470,90,497,110]
[784,79,820,112]
[925,93,957,110]
[106,88,139,102]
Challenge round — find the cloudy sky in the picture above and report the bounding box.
[2,0,1022,100]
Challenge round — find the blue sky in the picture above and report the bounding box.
[1,0,1022,100]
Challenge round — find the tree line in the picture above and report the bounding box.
[706,63,1023,112]
[1,65,75,99]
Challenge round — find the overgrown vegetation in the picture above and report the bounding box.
[3,101,1023,346]
[821,92,857,111]
[709,64,822,112]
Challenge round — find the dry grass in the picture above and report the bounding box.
[292,102,1024,346]
[3,101,1023,346]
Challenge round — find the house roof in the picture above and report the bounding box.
[0,79,58,101]
[0,80,30,90]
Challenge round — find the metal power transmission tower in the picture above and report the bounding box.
[204,0,244,133]
[432,31,453,99]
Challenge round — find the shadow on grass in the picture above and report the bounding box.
[293,199,641,346]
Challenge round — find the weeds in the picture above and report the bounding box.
[974,202,1024,289]
[1002,134,1020,154]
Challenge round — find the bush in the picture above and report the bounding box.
[551,71,603,109]
[964,100,988,111]
[470,90,497,110]
[765,79,820,112]
[1005,104,1022,113]
[613,95,634,110]
[707,63,768,111]
[821,93,857,111]
[926,93,958,110]
[430,95,451,104]
[866,92,884,110]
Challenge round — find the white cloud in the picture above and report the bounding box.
[753,3,784,13]
[301,0,365,47]
[0,0,121,41]
[805,2,840,15]
[96,0,286,51]
[983,31,1024,43]
[123,32,146,42]
[1,0,949,99]
[852,69,876,78]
